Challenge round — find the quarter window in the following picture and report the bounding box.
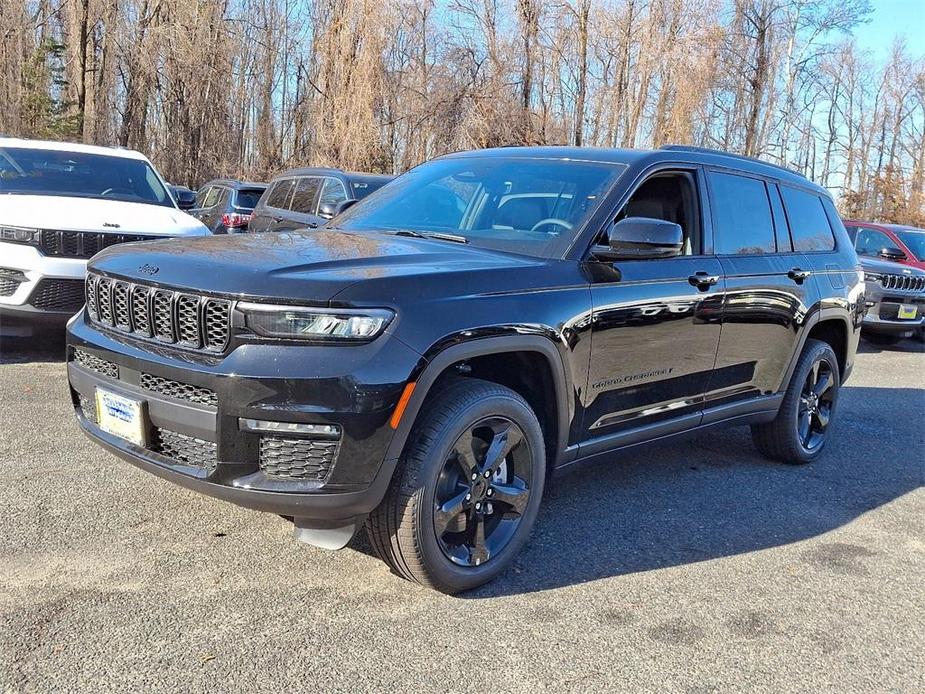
[319,177,349,207]
[709,172,776,255]
[780,186,836,251]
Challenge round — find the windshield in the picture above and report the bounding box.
[335,157,625,257]
[894,230,925,261]
[0,146,174,207]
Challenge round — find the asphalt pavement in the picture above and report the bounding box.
[1,333,923,692]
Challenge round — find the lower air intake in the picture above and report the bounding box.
[259,436,338,481]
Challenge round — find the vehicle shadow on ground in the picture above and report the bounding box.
[857,335,924,355]
[0,332,67,365]
[358,382,923,598]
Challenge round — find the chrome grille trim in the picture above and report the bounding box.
[85,274,98,319]
[130,285,151,336]
[880,274,925,292]
[176,294,202,347]
[85,273,232,353]
[112,282,131,330]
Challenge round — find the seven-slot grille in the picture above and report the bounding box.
[40,230,157,259]
[86,273,231,352]
[879,274,925,292]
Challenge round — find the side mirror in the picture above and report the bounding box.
[878,246,906,262]
[595,217,683,260]
[318,199,358,220]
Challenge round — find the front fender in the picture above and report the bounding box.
[382,333,574,467]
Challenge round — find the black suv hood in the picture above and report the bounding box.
[89,230,543,303]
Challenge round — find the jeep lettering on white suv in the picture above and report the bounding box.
[0,137,209,336]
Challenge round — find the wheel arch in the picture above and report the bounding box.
[383,335,572,470]
[780,308,852,390]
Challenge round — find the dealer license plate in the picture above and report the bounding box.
[95,388,147,446]
[898,304,918,320]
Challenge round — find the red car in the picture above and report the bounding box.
[842,220,925,270]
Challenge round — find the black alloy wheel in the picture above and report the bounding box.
[367,378,546,593]
[433,416,532,567]
[751,338,840,464]
[796,358,836,453]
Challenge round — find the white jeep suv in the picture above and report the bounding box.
[0,138,209,336]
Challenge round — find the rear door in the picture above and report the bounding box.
[282,176,324,229]
[707,170,814,414]
[191,185,223,231]
[251,178,297,232]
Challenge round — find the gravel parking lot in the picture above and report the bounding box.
[1,334,923,692]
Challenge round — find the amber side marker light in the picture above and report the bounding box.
[390,382,416,429]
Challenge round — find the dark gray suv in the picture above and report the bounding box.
[247,168,392,233]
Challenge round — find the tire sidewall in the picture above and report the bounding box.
[785,341,840,462]
[408,388,546,591]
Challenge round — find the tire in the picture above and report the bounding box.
[751,338,840,465]
[366,378,546,594]
[863,332,905,346]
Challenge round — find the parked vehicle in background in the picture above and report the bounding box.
[843,222,925,345]
[167,184,196,210]
[0,137,209,336]
[248,168,392,233]
[843,220,925,271]
[67,145,862,593]
[189,179,267,234]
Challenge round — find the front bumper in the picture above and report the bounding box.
[861,288,925,335]
[0,243,87,331]
[67,314,423,522]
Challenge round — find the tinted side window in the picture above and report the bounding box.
[319,177,348,207]
[195,186,213,207]
[855,228,893,257]
[265,179,296,209]
[709,172,776,255]
[844,225,860,243]
[780,186,836,251]
[201,186,222,208]
[290,177,321,214]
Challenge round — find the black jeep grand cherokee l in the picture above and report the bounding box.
[67,145,863,593]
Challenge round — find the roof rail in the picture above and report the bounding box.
[658,144,797,175]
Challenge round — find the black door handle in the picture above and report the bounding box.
[688,272,720,291]
[788,267,812,283]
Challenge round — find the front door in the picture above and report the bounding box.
[580,168,724,453]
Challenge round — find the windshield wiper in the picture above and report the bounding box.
[390,229,469,244]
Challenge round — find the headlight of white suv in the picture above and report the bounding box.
[236,302,394,341]
[0,225,42,246]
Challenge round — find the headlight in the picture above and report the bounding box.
[863,272,882,284]
[0,225,41,246]
[237,302,393,341]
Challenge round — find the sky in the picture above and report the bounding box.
[854,0,925,60]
